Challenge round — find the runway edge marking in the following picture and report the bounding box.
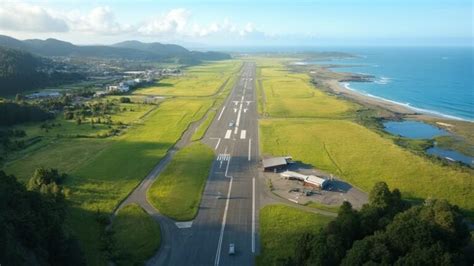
[217,106,226,121]
[215,158,233,266]
[252,177,256,253]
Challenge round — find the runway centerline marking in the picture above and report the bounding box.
[217,106,226,121]
[240,130,246,139]
[214,138,221,150]
[248,138,252,161]
[215,173,233,266]
[224,130,232,139]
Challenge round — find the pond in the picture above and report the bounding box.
[383,120,473,166]
[383,120,449,139]
[427,147,474,166]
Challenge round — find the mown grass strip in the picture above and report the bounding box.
[257,205,333,265]
[111,204,161,266]
[191,110,217,141]
[147,142,215,221]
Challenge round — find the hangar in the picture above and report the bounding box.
[262,156,293,172]
[280,170,328,189]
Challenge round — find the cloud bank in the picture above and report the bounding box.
[0,3,68,32]
[0,2,267,43]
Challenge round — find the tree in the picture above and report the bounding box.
[342,199,470,265]
[119,97,131,103]
[27,167,67,195]
[0,170,85,265]
[293,182,470,266]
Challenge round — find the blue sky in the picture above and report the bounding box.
[0,0,472,47]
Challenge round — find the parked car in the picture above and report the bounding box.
[229,243,235,255]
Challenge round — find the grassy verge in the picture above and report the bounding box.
[147,142,215,221]
[111,204,161,266]
[191,110,217,141]
[257,205,333,265]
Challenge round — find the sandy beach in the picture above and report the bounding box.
[324,79,418,116]
[319,77,474,143]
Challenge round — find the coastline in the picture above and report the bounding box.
[325,79,419,116]
[320,77,474,154]
[327,80,473,122]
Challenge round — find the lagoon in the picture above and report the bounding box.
[383,120,448,139]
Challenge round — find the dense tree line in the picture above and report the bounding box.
[0,101,53,126]
[0,46,48,95]
[0,46,82,95]
[0,169,84,265]
[289,182,472,266]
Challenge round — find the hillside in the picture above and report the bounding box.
[0,35,230,64]
[0,47,82,95]
[0,47,47,95]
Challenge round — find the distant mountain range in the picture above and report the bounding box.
[0,35,230,64]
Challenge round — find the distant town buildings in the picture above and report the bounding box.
[106,83,130,93]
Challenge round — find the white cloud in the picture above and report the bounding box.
[0,3,68,32]
[0,3,267,44]
[188,18,266,43]
[67,6,132,35]
[138,8,190,36]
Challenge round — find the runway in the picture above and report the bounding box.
[160,62,260,265]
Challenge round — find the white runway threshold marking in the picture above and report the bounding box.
[215,160,233,266]
[217,106,226,121]
[224,130,232,139]
[175,221,193,229]
[240,130,246,139]
[217,154,230,162]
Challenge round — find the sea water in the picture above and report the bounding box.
[310,46,474,121]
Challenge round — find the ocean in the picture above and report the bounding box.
[309,47,474,121]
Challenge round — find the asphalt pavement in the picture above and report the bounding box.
[166,62,260,265]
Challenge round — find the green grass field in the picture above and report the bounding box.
[2,59,240,264]
[147,142,215,221]
[257,205,333,265]
[260,119,474,213]
[4,98,213,264]
[259,62,356,118]
[111,204,161,266]
[256,58,474,218]
[134,61,241,97]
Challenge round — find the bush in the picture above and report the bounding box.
[119,97,131,103]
